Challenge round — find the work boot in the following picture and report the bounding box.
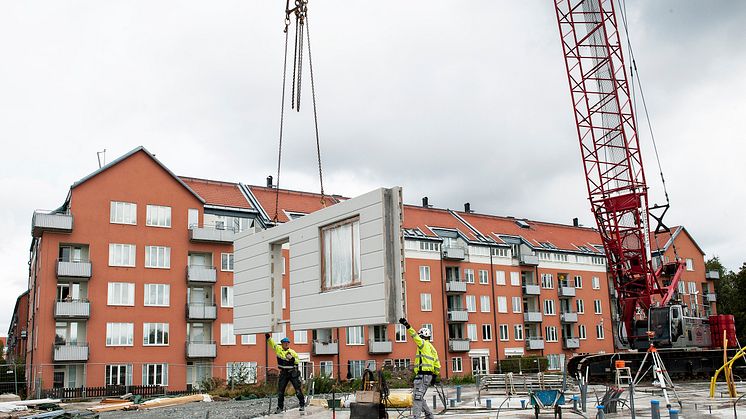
[299,406,305,412]
[274,407,283,414]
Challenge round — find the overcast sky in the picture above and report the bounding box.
[1,1,744,333]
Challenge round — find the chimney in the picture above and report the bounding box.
[573,217,579,227]
[266,175,273,188]
[422,197,429,208]
[464,202,472,213]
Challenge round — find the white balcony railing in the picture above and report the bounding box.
[523,284,541,295]
[53,343,89,362]
[448,310,468,322]
[558,286,576,298]
[442,246,466,260]
[519,254,539,266]
[54,300,90,319]
[186,341,217,358]
[57,260,92,279]
[32,210,73,237]
[187,304,217,320]
[448,339,470,352]
[189,225,237,243]
[563,337,580,349]
[445,281,467,293]
[368,340,393,354]
[313,340,339,355]
[525,338,545,350]
[560,312,578,323]
[524,311,543,322]
[187,265,217,283]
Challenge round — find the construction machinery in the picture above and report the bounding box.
[552,0,737,381]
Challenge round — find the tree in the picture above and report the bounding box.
[708,257,746,342]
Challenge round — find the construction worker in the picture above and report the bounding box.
[265,333,305,414]
[398,317,440,419]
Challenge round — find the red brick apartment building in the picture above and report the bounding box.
[12,147,718,393]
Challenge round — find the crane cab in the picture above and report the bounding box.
[648,305,711,348]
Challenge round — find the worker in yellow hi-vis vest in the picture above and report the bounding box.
[399,317,440,419]
[266,333,305,414]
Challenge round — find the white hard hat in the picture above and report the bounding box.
[418,327,432,339]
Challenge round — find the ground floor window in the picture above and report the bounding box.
[143,363,168,386]
[393,358,410,370]
[348,360,365,379]
[546,354,565,371]
[226,362,257,384]
[106,364,132,386]
[471,355,489,375]
[452,357,463,373]
[319,361,333,377]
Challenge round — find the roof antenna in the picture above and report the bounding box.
[97,149,107,168]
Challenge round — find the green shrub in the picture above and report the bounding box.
[447,374,476,385]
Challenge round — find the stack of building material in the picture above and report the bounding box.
[87,393,211,413]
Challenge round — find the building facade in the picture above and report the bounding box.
[15,147,717,393]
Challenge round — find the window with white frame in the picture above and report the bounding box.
[541,273,554,289]
[106,364,133,386]
[481,295,492,313]
[144,284,169,306]
[106,323,134,346]
[241,334,256,345]
[512,296,522,313]
[146,205,171,227]
[545,326,558,342]
[492,247,509,257]
[221,286,234,308]
[107,282,134,306]
[227,361,257,384]
[596,324,605,339]
[110,202,137,225]
[346,326,364,345]
[320,361,334,377]
[491,296,503,313]
[143,323,169,346]
[574,275,583,288]
[452,357,463,373]
[294,330,308,344]
[578,325,587,340]
[221,253,234,271]
[510,271,520,286]
[145,246,170,269]
[142,363,168,386]
[349,360,365,379]
[594,299,602,314]
[483,324,493,341]
[592,276,600,289]
[688,282,697,294]
[419,266,430,282]
[464,269,475,284]
[109,243,136,267]
[221,323,236,345]
[466,295,476,312]
[495,271,506,285]
[544,299,556,315]
[421,323,433,336]
[677,280,686,294]
[420,293,432,311]
[576,299,585,314]
[419,241,439,252]
[686,258,694,271]
[514,324,524,340]
[321,217,361,290]
[394,359,411,370]
[499,324,508,341]
[395,324,407,342]
[479,270,489,284]
[467,324,478,341]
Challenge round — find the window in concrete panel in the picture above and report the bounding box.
[321,217,361,290]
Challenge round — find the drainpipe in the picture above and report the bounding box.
[439,256,450,379]
[489,249,500,373]
[336,328,341,381]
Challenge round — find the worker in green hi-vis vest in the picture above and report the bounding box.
[265,333,305,414]
[399,317,440,419]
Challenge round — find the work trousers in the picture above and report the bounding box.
[411,374,433,419]
[277,369,304,409]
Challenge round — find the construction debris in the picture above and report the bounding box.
[87,393,211,413]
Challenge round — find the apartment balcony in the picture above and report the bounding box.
[57,260,92,279]
[312,340,339,356]
[563,337,580,349]
[524,311,543,323]
[442,246,466,260]
[519,254,539,266]
[525,338,545,350]
[32,210,73,237]
[523,284,541,295]
[186,341,217,358]
[189,225,237,244]
[705,271,720,280]
[54,300,90,319]
[53,343,89,362]
[447,310,468,322]
[560,312,578,323]
[186,304,217,321]
[448,339,470,352]
[187,265,217,283]
[558,286,576,298]
[706,293,717,303]
[445,281,467,293]
[368,340,393,354]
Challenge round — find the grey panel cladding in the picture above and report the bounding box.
[232,187,404,334]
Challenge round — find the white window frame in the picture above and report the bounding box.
[143,323,169,346]
[576,299,585,314]
[478,270,489,285]
[495,271,506,285]
[241,334,256,345]
[510,271,520,286]
[320,360,334,377]
[221,253,234,272]
[466,295,476,313]
[144,284,170,307]
[467,324,478,342]
[142,363,168,386]
[545,326,558,342]
[221,286,234,308]
[108,243,136,267]
[496,296,506,313]
[321,217,361,290]
[541,273,554,289]
[596,324,605,339]
[464,269,475,284]
[592,276,600,290]
[221,323,237,345]
[145,246,171,269]
[574,275,583,288]
[578,325,587,340]
[594,299,602,314]
[513,324,524,341]
[346,326,364,345]
[498,324,508,341]
[294,330,308,344]
[106,323,134,347]
[452,357,463,373]
[686,258,694,271]
[395,324,407,342]
[419,266,430,282]
[512,296,522,313]
[105,364,133,386]
[420,293,432,312]
[482,295,492,313]
[146,205,172,228]
[110,201,137,225]
[482,324,493,341]
[544,299,556,315]
[107,282,135,306]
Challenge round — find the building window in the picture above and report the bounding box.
[677,281,686,294]
[596,324,605,339]
[294,330,308,344]
[241,334,256,345]
[321,217,361,290]
[107,282,134,306]
[464,269,475,284]
[547,354,564,371]
[495,324,506,341]
[686,258,694,271]
[349,360,365,379]
[346,326,364,345]
[479,270,489,285]
[579,325,587,340]
[481,324,492,341]
[541,273,554,289]
[594,299,602,314]
[221,286,234,308]
[394,359,410,370]
[545,326,558,342]
[142,363,168,386]
[420,293,432,311]
[452,357,463,373]
[106,323,134,346]
[145,246,171,269]
[466,295,476,312]
[512,297,522,313]
[467,324,478,342]
[110,202,137,225]
[495,271,506,285]
[221,253,234,271]
[510,271,520,286]
[395,324,407,342]
[688,282,697,294]
[514,324,524,341]
[544,299,556,315]
[108,243,136,267]
[320,361,334,377]
[592,276,600,289]
[421,324,433,336]
[576,299,585,314]
[143,323,169,346]
[227,362,257,384]
[144,284,170,307]
[105,364,132,386]
[492,247,509,257]
[221,323,236,345]
[146,205,171,228]
[419,241,440,252]
[419,266,430,282]
[574,276,583,288]
[482,296,492,313]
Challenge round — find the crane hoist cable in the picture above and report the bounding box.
[274,0,326,223]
